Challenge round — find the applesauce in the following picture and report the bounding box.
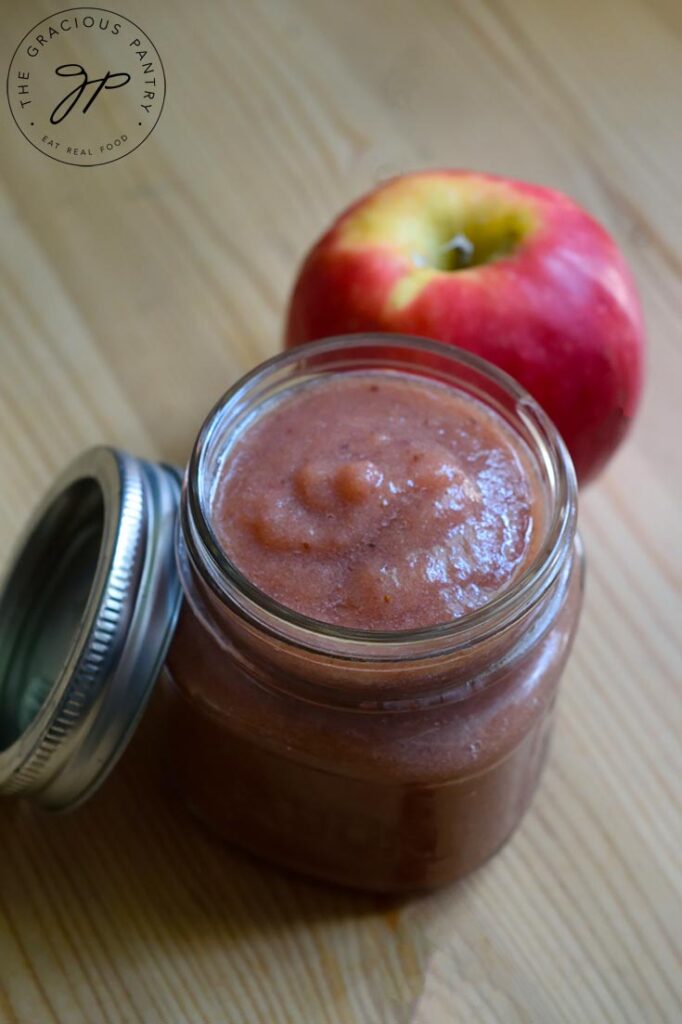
[168,335,583,891]
[212,373,544,630]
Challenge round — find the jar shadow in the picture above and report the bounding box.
[0,697,436,1021]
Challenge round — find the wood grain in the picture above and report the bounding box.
[0,1,680,1021]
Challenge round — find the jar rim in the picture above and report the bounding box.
[182,334,578,659]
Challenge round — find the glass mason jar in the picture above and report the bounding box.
[168,335,583,891]
[0,336,583,893]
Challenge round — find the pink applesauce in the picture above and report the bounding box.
[166,339,581,891]
[211,372,543,629]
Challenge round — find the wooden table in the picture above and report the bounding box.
[1,1,680,1021]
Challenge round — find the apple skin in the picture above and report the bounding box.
[285,171,645,483]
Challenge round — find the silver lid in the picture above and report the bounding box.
[0,446,182,810]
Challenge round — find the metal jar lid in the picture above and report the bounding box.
[0,446,183,810]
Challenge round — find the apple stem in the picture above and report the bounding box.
[439,233,475,269]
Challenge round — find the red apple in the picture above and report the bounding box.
[285,171,644,483]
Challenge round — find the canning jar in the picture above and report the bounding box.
[0,336,582,892]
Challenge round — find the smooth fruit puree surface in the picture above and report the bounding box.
[211,372,543,630]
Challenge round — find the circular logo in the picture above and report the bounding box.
[6,7,165,166]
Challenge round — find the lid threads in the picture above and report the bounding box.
[0,447,183,809]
